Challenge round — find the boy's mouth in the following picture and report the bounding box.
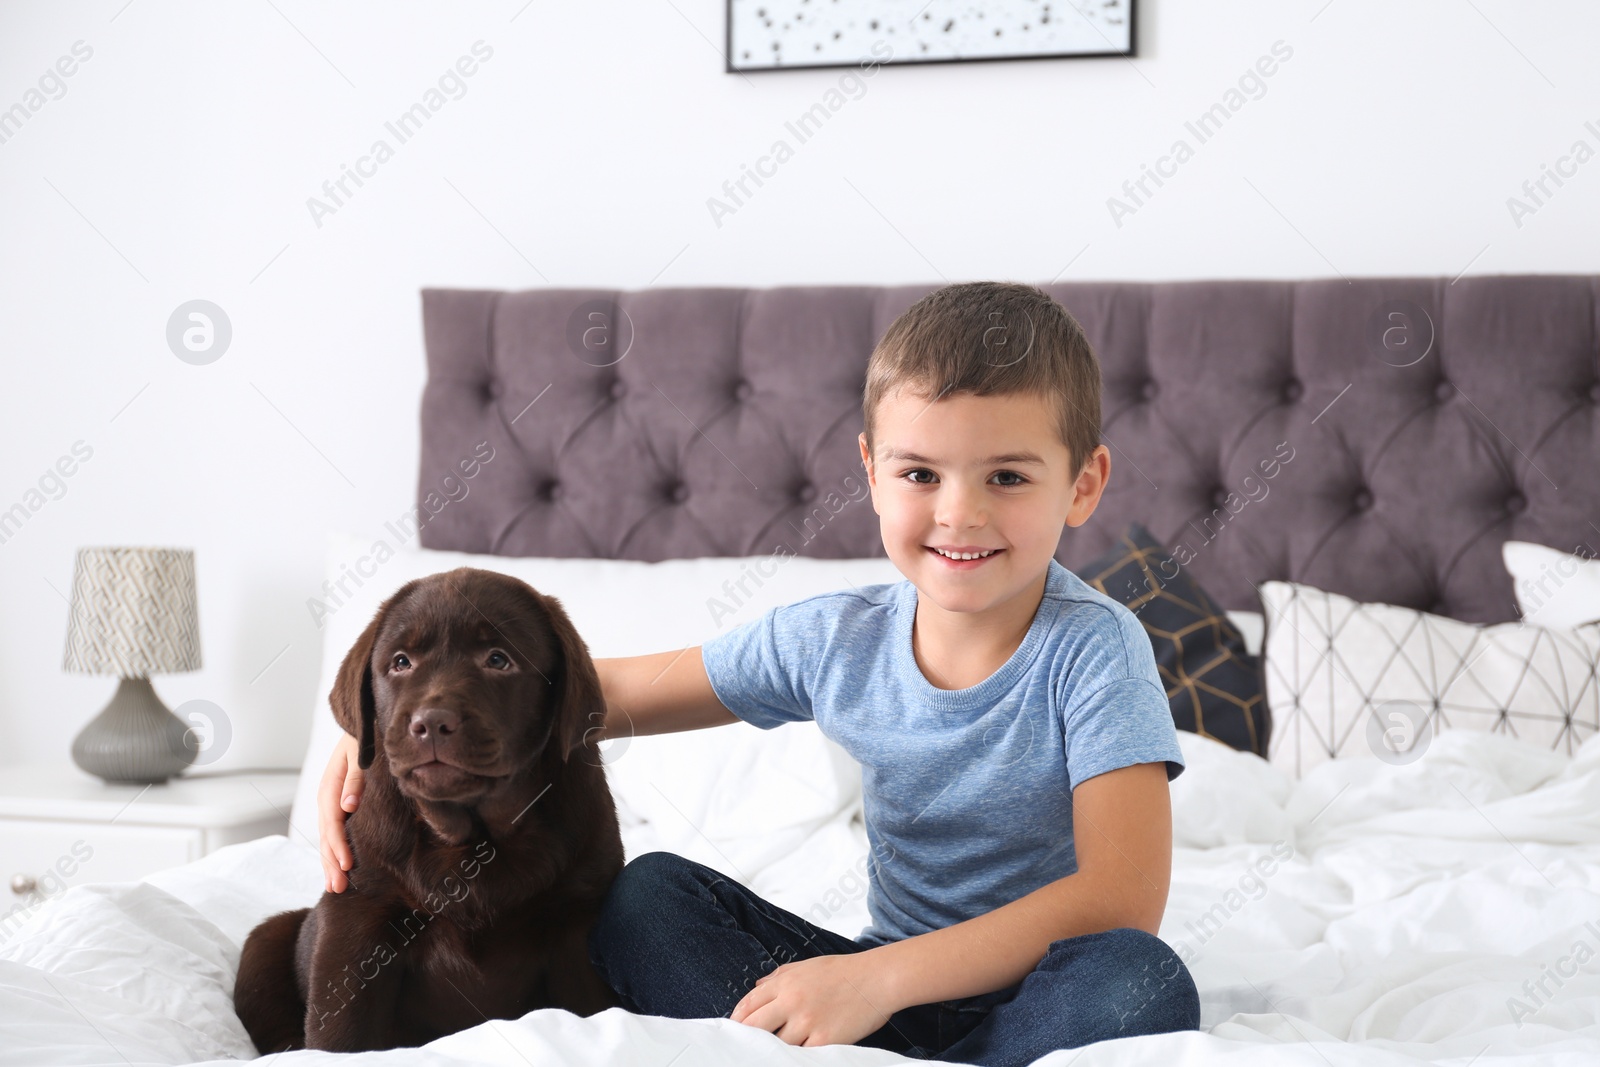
[926,545,1003,568]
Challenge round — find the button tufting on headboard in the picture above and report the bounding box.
[418,277,1600,624]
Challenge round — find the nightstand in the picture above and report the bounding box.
[0,764,299,907]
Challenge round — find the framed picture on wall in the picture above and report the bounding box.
[727,0,1135,73]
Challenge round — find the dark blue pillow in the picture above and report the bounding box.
[1077,523,1270,758]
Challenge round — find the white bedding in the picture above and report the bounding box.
[3,729,1598,1066]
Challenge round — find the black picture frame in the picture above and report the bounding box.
[726,0,1137,74]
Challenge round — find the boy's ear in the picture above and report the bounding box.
[1066,445,1112,528]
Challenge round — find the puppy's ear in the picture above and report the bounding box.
[540,593,604,764]
[330,583,416,771]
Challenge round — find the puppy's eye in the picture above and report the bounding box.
[486,651,511,670]
[391,652,412,672]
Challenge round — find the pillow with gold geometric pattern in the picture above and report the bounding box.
[1077,523,1270,758]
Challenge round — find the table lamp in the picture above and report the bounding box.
[62,546,202,784]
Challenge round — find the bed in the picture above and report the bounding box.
[3,275,1597,1066]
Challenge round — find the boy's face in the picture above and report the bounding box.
[858,388,1110,616]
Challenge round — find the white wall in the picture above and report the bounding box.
[1,0,1596,773]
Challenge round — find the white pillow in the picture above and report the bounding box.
[1503,540,1600,629]
[1170,730,1293,848]
[288,531,904,880]
[1260,580,1600,778]
[1225,609,1265,656]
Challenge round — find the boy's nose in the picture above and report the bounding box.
[933,481,988,527]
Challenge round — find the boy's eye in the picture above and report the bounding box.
[900,469,1028,487]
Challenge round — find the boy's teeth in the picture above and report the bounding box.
[935,548,995,560]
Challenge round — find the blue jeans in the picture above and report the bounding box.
[586,851,1200,1067]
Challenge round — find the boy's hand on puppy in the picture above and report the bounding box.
[730,950,896,1048]
[317,732,364,893]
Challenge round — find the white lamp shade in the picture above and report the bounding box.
[62,547,201,677]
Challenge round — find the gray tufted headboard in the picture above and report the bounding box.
[415,277,1600,625]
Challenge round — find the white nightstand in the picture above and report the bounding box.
[0,764,299,908]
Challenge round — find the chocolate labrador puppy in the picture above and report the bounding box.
[234,567,623,1053]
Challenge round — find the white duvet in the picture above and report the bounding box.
[3,729,1598,1067]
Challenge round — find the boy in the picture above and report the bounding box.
[317,282,1200,1065]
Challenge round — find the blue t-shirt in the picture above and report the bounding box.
[699,557,1184,947]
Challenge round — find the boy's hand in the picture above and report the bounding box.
[317,732,363,893]
[729,950,899,1048]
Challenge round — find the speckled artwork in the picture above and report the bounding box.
[727,0,1134,72]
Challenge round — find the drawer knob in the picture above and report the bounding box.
[10,874,38,896]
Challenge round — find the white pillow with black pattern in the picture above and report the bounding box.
[1259,580,1600,779]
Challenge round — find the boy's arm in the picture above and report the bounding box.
[867,761,1173,1010]
[592,647,740,739]
[729,762,1173,1041]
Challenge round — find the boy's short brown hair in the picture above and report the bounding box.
[862,282,1103,475]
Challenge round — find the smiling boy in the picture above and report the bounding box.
[318,282,1199,1064]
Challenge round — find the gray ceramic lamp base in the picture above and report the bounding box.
[71,676,196,785]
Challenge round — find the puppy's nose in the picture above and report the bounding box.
[409,707,460,741]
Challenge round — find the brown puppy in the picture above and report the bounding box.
[234,567,623,1053]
